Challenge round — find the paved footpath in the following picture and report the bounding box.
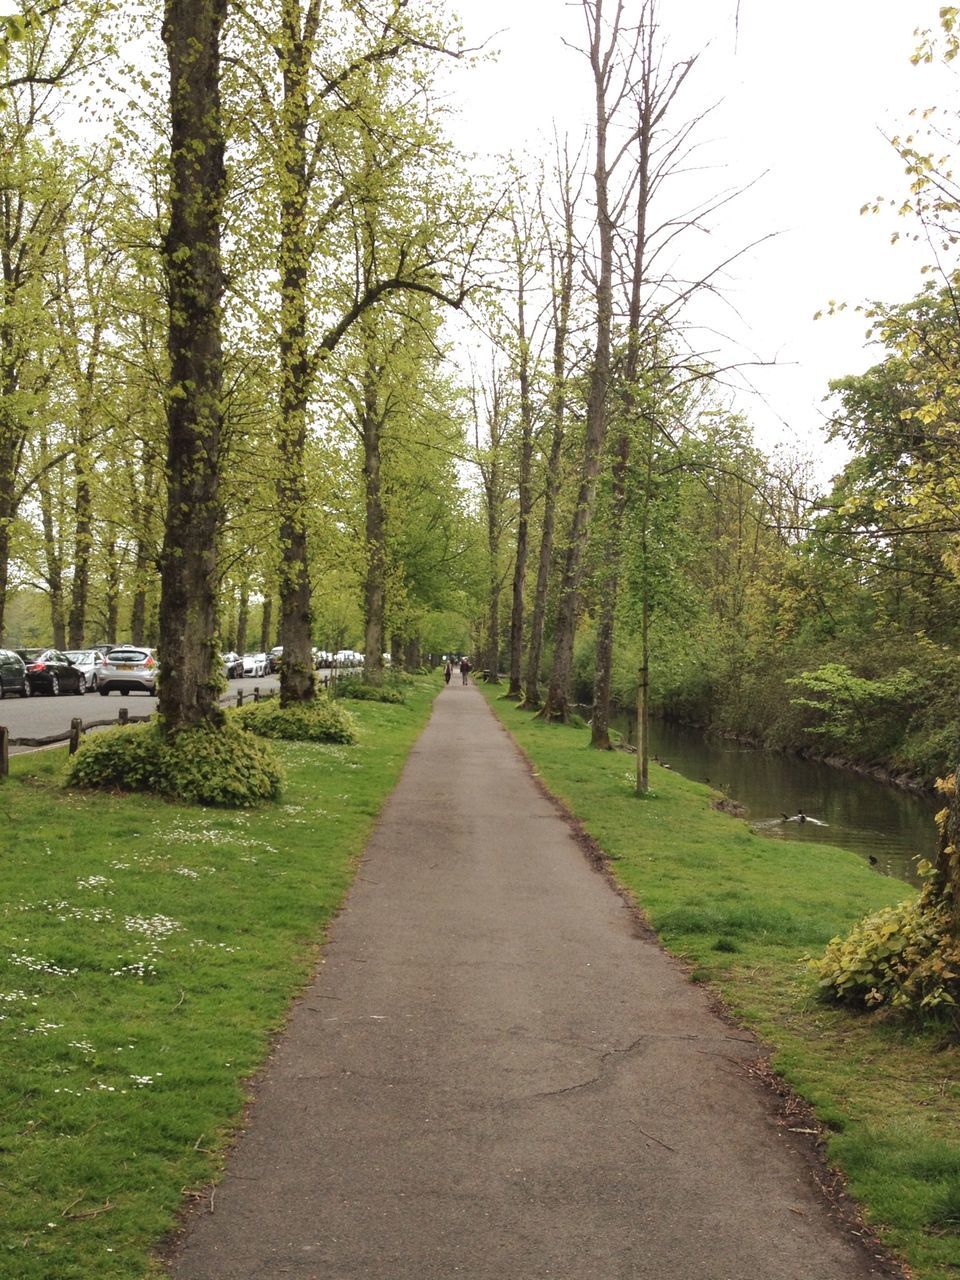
[167,683,901,1280]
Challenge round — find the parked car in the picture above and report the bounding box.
[268,645,283,672]
[64,649,106,692]
[242,652,268,678]
[221,651,244,679]
[0,648,30,699]
[97,646,158,696]
[16,648,86,696]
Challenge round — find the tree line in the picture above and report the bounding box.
[3,0,960,815]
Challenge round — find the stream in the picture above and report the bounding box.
[607,713,939,886]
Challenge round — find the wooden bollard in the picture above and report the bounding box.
[69,718,83,755]
[118,707,129,725]
[253,686,260,703]
[236,689,244,707]
[0,725,8,778]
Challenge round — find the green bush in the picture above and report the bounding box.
[810,880,960,1022]
[232,694,359,742]
[334,677,404,704]
[65,721,284,806]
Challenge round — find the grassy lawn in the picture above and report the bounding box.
[479,685,960,1280]
[0,677,439,1280]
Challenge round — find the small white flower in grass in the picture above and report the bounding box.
[174,867,200,879]
[76,875,112,891]
[9,953,78,977]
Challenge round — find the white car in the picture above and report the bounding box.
[242,652,268,677]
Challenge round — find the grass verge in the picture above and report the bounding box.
[479,685,960,1280]
[0,676,438,1279]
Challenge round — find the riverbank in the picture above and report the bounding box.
[481,685,960,1280]
[0,678,438,1280]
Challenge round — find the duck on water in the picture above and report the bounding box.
[780,810,828,826]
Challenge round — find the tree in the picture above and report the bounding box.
[538,0,623,724]
[156,0,229,731]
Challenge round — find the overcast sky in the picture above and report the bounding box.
[449,0,954,479]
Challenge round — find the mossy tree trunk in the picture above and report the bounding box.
[157,0,227,733]
[361,361,387,687]
[275,0,317,707]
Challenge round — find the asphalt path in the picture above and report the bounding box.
[0,674,282,754]
[166,682,901,1280]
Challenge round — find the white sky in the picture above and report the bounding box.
[448,0,955,479]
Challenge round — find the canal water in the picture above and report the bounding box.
[610,714,939,886]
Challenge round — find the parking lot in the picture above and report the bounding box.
[0,672,282,755]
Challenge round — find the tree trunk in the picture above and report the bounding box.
[260,594,273,653]
[157,0,228,733]
[539,6,615,722]
[235,582,249,654]
[39,474,66,648]
[403,636,421,674]
[361,370,386,687]
[103,538,120,644]
[522,152,576,711]
[68,346,100,649]
[507,235,534,699]
[636,591,650,793]
[591,431,630,749]
[67,440,92,648]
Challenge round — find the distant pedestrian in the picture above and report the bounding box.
[459,656,471,685]
[444,661,452,685]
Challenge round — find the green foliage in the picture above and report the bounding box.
[334,677,405,704]
[788,662,921,760]
[232,694,359,743]
[65,721,284,807]
[810,880,960,1023]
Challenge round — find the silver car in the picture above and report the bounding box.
[97,646,159,696]
[64,649,106,692]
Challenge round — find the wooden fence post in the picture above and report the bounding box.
[118,707,129,725]
[69,718,83,755]
[253,686,260,703]
[237,689,243,707]
[0,725,8,778]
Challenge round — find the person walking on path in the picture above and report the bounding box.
[459,655,471,684]
[168,683,901,1280]
[443,660,452,684]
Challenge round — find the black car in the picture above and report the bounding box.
[0,648,30,699]
[16,648,86,696]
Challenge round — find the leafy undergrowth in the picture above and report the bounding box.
[0,676,438,1280]
[231,692,359,743]
[480,686,960,1280]
[65,720,284,807]
[334,676,406,704]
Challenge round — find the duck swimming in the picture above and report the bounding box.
[781,810,828,826]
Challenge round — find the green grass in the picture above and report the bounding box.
[0,677,439,1279]
[480,686,960,1280]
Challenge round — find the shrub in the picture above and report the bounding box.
[232,694,359,743]
[809,879,960,1023]
[65,721,284,807]
[334,677,404,704]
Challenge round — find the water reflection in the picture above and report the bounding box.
[609,713,938,886]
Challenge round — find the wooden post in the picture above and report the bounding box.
[118,707,129,725]
[0,725,8,778]
[236,689,243,707]
[69,718,83,755]
[253,686,260,703]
